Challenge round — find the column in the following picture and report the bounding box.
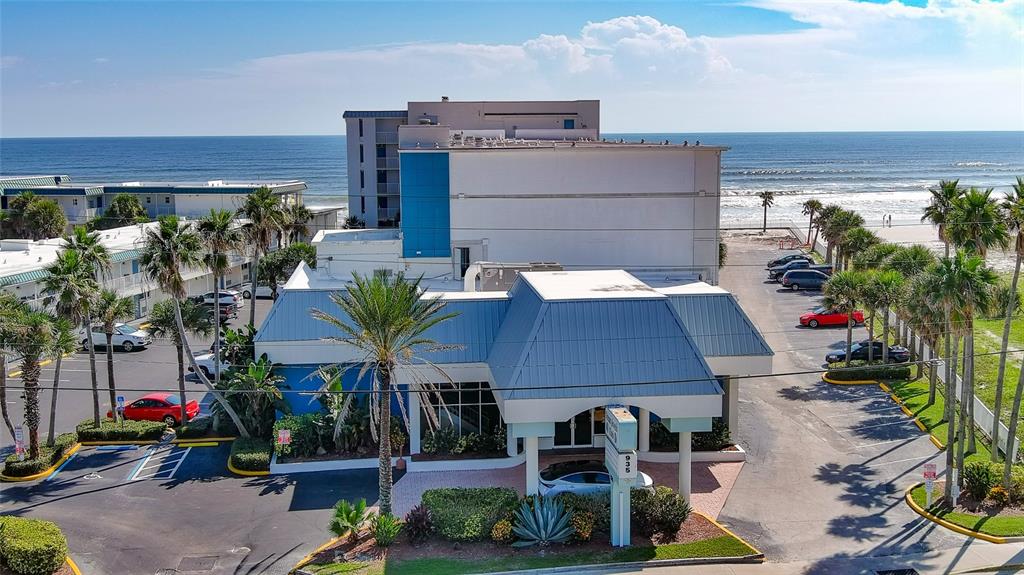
[507,429,518,457]
[726,377,739,435]
[525,436,540,496]
[678,431,692,501]
[638,409,650,453]
[408,389,421,455]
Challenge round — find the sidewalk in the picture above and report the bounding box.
[575,541,1024,574]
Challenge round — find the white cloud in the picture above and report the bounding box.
[1,56,23,69]
[93,57,109,64]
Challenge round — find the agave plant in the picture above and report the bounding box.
[511,496,574,547]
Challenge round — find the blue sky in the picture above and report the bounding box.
[2,0,1021,136]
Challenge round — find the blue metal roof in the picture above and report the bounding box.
[665,294,773,357]
[342,110,408,119]
[488,280,720,401]
[255,289,351,343]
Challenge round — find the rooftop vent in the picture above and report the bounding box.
[418,117,434,125]
[441,96,449,102]
[121,181,143,187]
[207,180,226,187]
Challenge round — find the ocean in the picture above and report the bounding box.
[1,131,1021,224]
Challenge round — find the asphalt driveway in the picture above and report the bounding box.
[0,443,379,575]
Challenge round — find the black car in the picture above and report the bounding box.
[767,253,814,269]
[769,260,833,280]
[826,340,911,364]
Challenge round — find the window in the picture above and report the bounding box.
[378,170,387,183]
[358,119,364,137]
[563,119,575,129]
[376,144,386,158]
[422,382,502,439]
[145,196,151,204]
[360,170,365,189]
[360,196,365,213]
[72,198,79,206]
[164,196,170,204]
[88,199,95,208]
[457,247,470,278]
[377,196,388,208]
[96,197,103,208]
[359,144,364,163]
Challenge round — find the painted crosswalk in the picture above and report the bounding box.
[128,446,191,481]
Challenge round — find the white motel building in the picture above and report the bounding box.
[255,99,772,498]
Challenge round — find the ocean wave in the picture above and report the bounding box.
[954,161,1003,167]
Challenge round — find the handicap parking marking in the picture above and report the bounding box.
[130,446,191,481]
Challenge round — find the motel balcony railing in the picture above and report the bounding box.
[376,157,400,170]
[375,132,399,145]
[377,182,400,195]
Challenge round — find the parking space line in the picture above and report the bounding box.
[127,447,155,480]
[43,452,79,482]
[843,418,917,433]
[131,447,190,480]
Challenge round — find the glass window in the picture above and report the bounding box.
[358,118,364,137]
[423,382,503,440]
[359,145,364,163]
[116,325,136,335]
[164,395,181,405]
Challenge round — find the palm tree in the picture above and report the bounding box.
[872,270,906,363]
[840,227,880,271]
[993,177,1024,462]
[41,249,100,425]
[8,310,56,459]
[811,204,841,254]
[94,290,135,411]
[148,299,214,424]
[46,318,76,447]
[853,242,900,271]
[823,270,867,367]
[226,356,285,439]
[284,203,313,245]
[140,215,250,436]
[858,273,882,363]
[0,294,26,438]
[802,199,823,245]
[197,209,244,388]
[905,275,943,402]
[947,187,1010,259]
[821,210,865,266]
[928,258,960,501]
[61,226,111,423]
[311,270,458,514]
[238,187,287,327]
[756,192,775,233]
[922,179,964,258]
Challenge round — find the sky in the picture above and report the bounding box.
[1,0,1022,137]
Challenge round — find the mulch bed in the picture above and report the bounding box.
[923,480,1024,518]
[0,562,73,575]
[307,512,730,566]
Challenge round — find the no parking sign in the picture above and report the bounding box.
[277,429,291,445]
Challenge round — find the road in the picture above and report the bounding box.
[715,231,979,572]
[1,298,274,449]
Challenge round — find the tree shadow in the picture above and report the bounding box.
[826,513,888,542]
[847,414,920,442]
[814,462,878,486]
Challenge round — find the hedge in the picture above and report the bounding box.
[2,433,77,478]
[272,414,322,459]
[175,417,213,439]
[421,487,519,541]
[0,516,68,575]
[230,438,272,472]
[75,418,167,442]
[826,361,911,382]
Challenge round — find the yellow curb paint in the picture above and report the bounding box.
[80,440,160,446]
[692,511,764,558]
[227,457,270,477]
[821,374,878,385]
[171,436,237,444]
[930,435,946,450]
[879,383,892,393]
[139,322,151,329]
[66,556,83,575]
[892,395,905,405]
[0,443,82,482]
[904,482,1007,544]
[7,352,74,378]
[900,405,914,418]
[178,442,217,448]
[291,532,348,573]
[913,419,927,432]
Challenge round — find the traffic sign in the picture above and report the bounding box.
[277,429,291,445]
[116,395,125,408]
[923,464,936,481]
[14,425,24,462]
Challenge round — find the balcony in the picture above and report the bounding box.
[377,182,400,195]
[376,157,400,170]
[104,272,149,294]
[375,132,398,145]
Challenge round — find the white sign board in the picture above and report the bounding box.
[14,425,24,461]
[605,441,637,481]
[277,428,291,445]
[923,464,936,481]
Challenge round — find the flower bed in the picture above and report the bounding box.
[909,482,1024,537]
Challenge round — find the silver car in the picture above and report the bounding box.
[79,323,152,352]
[539,459,654,496]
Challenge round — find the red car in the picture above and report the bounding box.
[799,307,865,328]
[107,393,199,426]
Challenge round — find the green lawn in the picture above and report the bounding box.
[887,377,991,464]
[305,536,757,575]
[910,484,1024,537]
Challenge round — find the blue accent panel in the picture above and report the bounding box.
[563,119,575,129]
[665,294,773,357]
[666,417,713,433]
[275,365,406,417]
[131,259,139,274]
[508,422,555,438]
[400,152,451,258]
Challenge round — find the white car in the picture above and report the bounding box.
[238,283,275,299]
[79,323,152,352]
[200,290,242,306]
[538,460,654,496]
[188,352,232,379]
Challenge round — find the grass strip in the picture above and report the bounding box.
[887,377,992,464]
[910,484,1024,537]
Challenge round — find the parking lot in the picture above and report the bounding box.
[716,231,967,568]
[1,298,275,449]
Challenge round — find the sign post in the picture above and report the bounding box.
[951,467,960,507]
[14,425,24,462]
[116,395,126,431]
[277,428,291,446]
[923,463,936,507]
[604,406,637,547]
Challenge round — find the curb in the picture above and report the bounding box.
[904,482,1011,544]
[692,511,764,559]
[875,382,945,450]
[227,457,270,477]
[80,440,160,446]
[173,436,237,444]
[67,556,83,575]
[821,374,877,385]
[0,443,82,482]
[291,532,348,573]
[477,554,767,575]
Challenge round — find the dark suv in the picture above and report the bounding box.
[826,340,911,364]
[767,253,814,269]
[781,269,831,290]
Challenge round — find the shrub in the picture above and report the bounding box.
[964,461,999,502]
[403,504,434,545]
[570,511,594,542]
[389,420,407,455]
[1011,468,1024,503]
[649,421,675,450]
[175,417,212,439]
[0,516,68,575]
[557,492,611,533]
[229,438,272,472]
[422,427,461,455]
[631,486,691,537]
[330,498,370,543]
[989,485,1010,506]
[371,513,402,548]
[511,496,574,547]
[825,361,911,382]
[75,418,166,442]
[421,487,519,541]
[490,518,513,544]
[2,433,77,478]
[692,418,732,451]
[273,413,323,459]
